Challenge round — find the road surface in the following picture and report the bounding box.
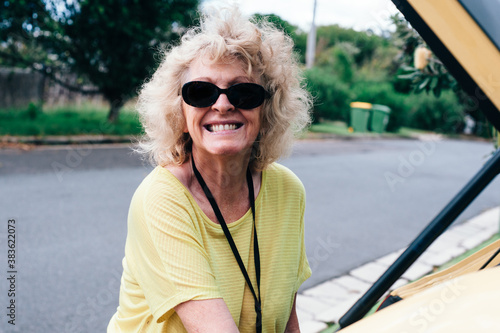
[0,137,499,332]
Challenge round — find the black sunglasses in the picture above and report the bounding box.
[182,81,270,109]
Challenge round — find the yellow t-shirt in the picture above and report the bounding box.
[108,162,311,332]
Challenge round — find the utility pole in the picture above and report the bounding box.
[306,0,317,69]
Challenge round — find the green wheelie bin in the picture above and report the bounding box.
[349,102,372,132]
[370,104,391,133]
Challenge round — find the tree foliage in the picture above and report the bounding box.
[252,13,307,63]
[316,24,388,66]
[0,0,200,121]
[305,67,352,123]
[390,14,456,97]
[390,13,495,137]
[0,1,57,68]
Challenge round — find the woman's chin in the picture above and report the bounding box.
[199,143,252,158]
[193,135,255,158]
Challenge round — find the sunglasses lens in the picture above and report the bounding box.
[229,84,266,109]
[182,81,269,109]
[182,82,218,108]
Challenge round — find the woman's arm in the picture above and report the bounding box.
[285,293,300,333]
[175,298,239,333]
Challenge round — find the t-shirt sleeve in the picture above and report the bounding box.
[125,178,222,323]
[295,185,312,292]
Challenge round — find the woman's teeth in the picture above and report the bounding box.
[209,124,237,132]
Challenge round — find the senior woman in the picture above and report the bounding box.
[108,6,312,333]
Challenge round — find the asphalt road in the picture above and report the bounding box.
[0,138,499,332]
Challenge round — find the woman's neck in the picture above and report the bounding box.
[191,147,252,206]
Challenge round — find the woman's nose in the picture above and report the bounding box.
[212,93,235,113]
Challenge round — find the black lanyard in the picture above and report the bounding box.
[191,157,262,333]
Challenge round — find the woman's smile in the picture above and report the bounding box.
[204,122,243,133]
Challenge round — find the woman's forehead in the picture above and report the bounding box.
[184,56,257,84]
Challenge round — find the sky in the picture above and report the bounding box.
[202,0,400,33]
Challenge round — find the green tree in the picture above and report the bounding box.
[315,24,387,66]
[305,67,352,123]
[0,0,200,122]
[316,42,357,83]
[389,14,455,97]
[0,1,57,68]
[252,13,307,63]
[390,13,494,137]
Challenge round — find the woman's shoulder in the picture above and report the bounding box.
[264,162,305,193]
[132,165,191,208]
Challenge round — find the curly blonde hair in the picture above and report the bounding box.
[136,5,311,171]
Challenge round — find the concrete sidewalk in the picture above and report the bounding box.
[297,206,500,333]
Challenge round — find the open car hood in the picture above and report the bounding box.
[337,1,500,329]
[340,266,500,332]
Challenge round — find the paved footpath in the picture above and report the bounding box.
[297,206,500,332]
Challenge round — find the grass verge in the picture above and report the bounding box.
[308,120,436,139]
[0,105,143,136]
[309,121,352,136]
